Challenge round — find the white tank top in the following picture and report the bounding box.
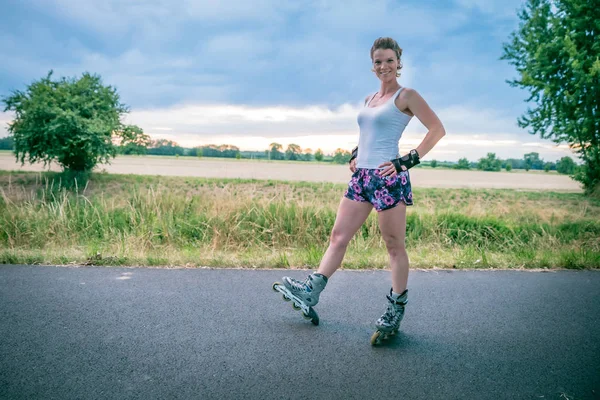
[355,87,412,169]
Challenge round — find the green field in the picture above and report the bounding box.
[1,170,598,269]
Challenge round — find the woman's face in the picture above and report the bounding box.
[372,48,399,83]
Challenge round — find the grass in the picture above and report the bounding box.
[0,170,598,269]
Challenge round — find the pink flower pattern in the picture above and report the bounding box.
[344,168,413,211]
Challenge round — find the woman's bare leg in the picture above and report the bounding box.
[377,203,409,293]
[317,197,373,278]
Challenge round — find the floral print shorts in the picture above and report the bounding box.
[344,168,413,212]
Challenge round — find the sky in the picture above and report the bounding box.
[0,0,577,162]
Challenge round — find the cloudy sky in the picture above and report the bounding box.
[0,0,576,162]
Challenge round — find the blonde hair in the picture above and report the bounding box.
[370,37,403,77]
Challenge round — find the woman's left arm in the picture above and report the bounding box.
[405,88,446,159]
[379,89,447,176]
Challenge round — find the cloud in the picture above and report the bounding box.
[310,0,470,41]
[453,0,525,18]
[123,102,525,139]
[0,112,13,136]
[26,0,295,38]
[1,0,525,112]
[184,0,298,23]
[126,102,361,137]
[433,106,518,134]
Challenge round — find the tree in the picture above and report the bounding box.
[524,152,544,170]
[303,148,313,161]
[430,160,438,168]
[201,144,221,158]
[332,148,351,164]
[147,139,184,156]
[544,162,553,172]
[2,71,129,173]
[506,163,513,172]
[505,158,523,170]
[477,153,502,172]
[192,147,203,158]
[556,156,576,174]
[216,144,240,158]
[285,143,302,160]
[314,148,324,162]
[117,124,150,155]
[268,142,283,160]
[502,0,600,194]
[454,157,470,170]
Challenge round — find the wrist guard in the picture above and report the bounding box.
[391,149,420,172]
[349,146,358,163]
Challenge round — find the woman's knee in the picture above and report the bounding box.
[383,234,406,256]
[329,228,352,249]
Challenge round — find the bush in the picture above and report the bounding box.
[2,71,129,173]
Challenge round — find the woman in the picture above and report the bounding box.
[278,37,446,340]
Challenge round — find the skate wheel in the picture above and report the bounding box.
[370,331,383,346]
[292,303,301,310]
[303,311,319,326]
[272,282,281,292]
[282,294,291,302]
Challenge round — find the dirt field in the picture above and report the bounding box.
[0,153,583,191]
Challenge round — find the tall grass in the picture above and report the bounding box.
[1,171,598,269]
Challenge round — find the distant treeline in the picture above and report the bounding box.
[426,152,578,174]
[136,142,580,174]
[0,136,578,174]
[0,137,14,150]
[138,140,331,161]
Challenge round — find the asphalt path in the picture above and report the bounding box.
[0,265,598,400]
